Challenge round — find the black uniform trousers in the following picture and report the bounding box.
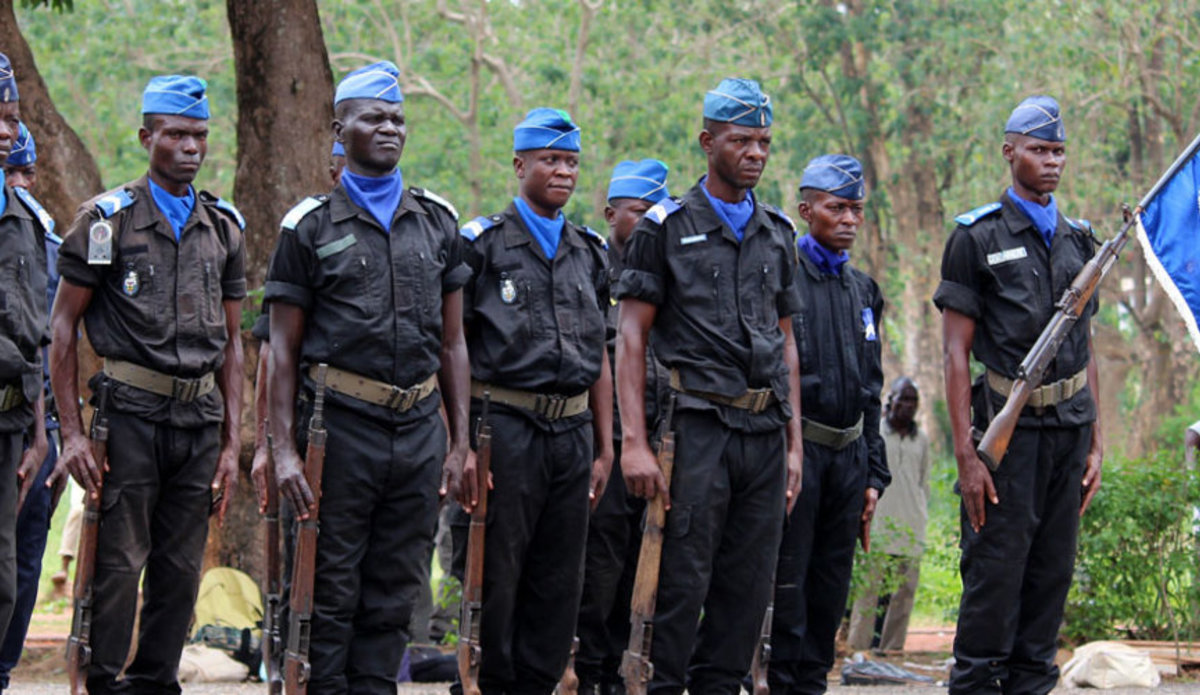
[649,409,785,695]
[87,412,219,695]
[305,399,444,695]
[0,432,23,649]
[769,438,868,695]
[949,424,1089,695]
[576,439,644,691]
[451,403,592,695]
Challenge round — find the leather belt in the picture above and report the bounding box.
[802,416,864,451]
[313,365,437,413]
[986,368,1088,409]
[470,381,589,421]
[0,384,25,412]
[668,369,776,414]
[103,358,215,404]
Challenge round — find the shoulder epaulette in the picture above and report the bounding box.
[210,196,246,230]
[280,196,328,231]
[644,197,682,225]
[764,203,797,232]
[1066,217,1090,232]
[460,215,502,241]
[94,189,136,219]
[12,186,55,235]
[411,187,459,221]
[954,202,1002,227]
[580,225,608,249]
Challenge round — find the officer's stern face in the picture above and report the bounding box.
[799,190,864,253]
[337,99,407,177]
[516,149,579,215]
[5,164,35,191]
[141,115,208,191]
[707,123,770,190]
[0,101,19,166]
[1005,134,1066,198]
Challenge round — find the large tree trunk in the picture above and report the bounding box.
[226,0,335,287]
[1,0,104,222]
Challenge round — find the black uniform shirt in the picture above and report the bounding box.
[0,185,50,433]
[57,176,246,426]
[616,182,803,433]
[795,253,889,490]
[265,185,471,421]
[933,194,1097,427]
[462,202,609,399]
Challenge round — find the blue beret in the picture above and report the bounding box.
[513,107,580,152]
[0,52,16,103]
[335,61,403,105]
[331,140,345,158]
[7,122,34,167]
[1005,95,1065,142]
[704,78,772,128]
[607,159,669,203]
[800,154,864,200]
[142,75,209,119]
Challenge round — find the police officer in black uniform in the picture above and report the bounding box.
[265,62,472,694]
[616,78,804,695]
[50,75,246,694]
[451,107,613,695]
[576,159,672,695]
[769,154,889,694]
[0,56,51,647]
[933,95,1103,695]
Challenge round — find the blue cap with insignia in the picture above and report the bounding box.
[0,52,15,103]
[335,61,404,105]
[800,154,864,200]
[142,75,209,119]
[8,122,34,167]
[1005,95,1065,142]
[704,78,772,128]
[513,107,581,152]
[331,140,345,157]
[607,159,669,203]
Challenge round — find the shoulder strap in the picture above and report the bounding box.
[644,197,683,225]
[411,187,459,220]
[280,196,328,231]
[460,214,501,241]
[94,188,137,219]
[12,186,55,236]
[580,225,608,249]
[954,202,1002,227]
[209,195,246,230]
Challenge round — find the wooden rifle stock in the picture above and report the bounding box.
[749,580,774,695]
[262,444,283,695]
[67,385,109,695]
[284,365,329,695]
[620,394,676,695]
[458,393,491,695]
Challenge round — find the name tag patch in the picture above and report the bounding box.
[986,246,1028,266]
[680,234,707,246]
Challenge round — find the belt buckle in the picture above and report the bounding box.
[749,390,771,414]
[535,394,567,420]
[172,377,200,404]
[387,385,420,413]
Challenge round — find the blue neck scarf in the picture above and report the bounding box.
[700,176,754,241]
[0,170,6,217]
[148,177,196,242]
[797,233,849,276]
[514,196,565,260]
[1007,187,1058,249]
[341,168,404,233]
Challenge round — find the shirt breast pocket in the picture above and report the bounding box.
[317,234,380,317]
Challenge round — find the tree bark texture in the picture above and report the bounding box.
[226,0,335,287]
[0,0,104,223]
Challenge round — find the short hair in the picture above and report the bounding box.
[702,118,730,136]
[142,114,164,132]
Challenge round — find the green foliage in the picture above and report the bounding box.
[1064,449,1200,643]
[21,0,72,11]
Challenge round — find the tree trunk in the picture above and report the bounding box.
[0,0,104,222]
[226,0,335,287]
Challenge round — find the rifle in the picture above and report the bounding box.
[976,132,1200,471]
[620,393,676,695]
[262,438,283,695]
[67,382,109,695]
[748,575,774,695]
[284,365,329,695]
[458,393,491,695]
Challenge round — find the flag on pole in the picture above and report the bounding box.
[1135,138,1200,352]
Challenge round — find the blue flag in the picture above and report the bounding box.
[1136,142,1200,352]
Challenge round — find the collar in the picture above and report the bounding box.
[0,184,32,224]
[500,201,586,253]
[797,233,849,276]
[328,183,424,227]
[128,175,211,240]
[999,191,1067,240]
[683,180,770,245]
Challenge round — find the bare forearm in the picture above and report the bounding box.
[254,348,270,454]
[49,319,83,442]
[616,320,649,448]
[439,335,470,454]
[782,321,802,454]
[218,300,244,451]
